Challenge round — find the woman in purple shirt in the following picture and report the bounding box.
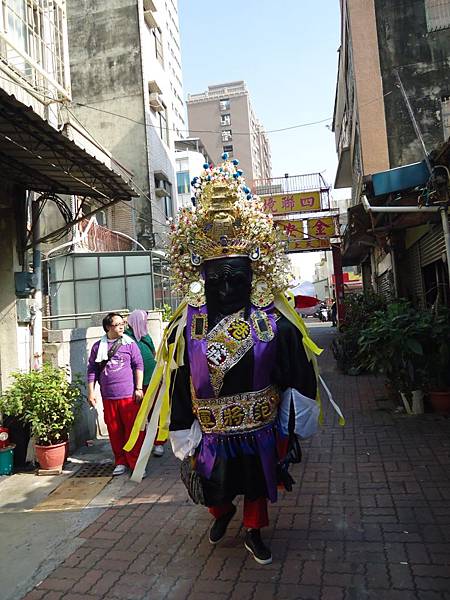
[87,312,144,476]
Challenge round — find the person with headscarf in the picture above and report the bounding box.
[125,310,165,457]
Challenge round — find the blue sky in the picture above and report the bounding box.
[178,0,343,279]
[178,0,341,181]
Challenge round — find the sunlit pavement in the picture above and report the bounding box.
[19,326,450,600]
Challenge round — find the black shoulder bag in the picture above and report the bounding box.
[97,338,123,376]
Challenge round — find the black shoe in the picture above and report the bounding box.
[244,529,272,565]
[209,505,237,544]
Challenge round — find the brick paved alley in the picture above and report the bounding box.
[22,324,450,600]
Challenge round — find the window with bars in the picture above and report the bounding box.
[0,0,69,98]
[221,129,232,142]
[424,0,450,31]
[158,106,169,145]
[152,26,164,65]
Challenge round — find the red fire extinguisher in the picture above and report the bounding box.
[0,427,9,449]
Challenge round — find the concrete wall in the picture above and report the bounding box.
[44,311,164,448]
[67,0,148,240]
[374,0,450,168]
[347,0,390,176]
[0,183,22,391]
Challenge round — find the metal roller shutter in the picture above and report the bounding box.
[419,223,447,267]
[376,270,394,299]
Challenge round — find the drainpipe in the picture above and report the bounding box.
[361,196,450,288]
[31,198,42,370]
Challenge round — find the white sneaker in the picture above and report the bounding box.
[112,464,128,476]
[152,445,164,457]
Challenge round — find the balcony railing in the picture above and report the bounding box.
[0,0,70,100]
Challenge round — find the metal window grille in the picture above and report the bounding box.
[152,27,163,66]
[221,129,232,142]
[223,144,233,157]
[424,0,450,31]
[0,0,70,99]
[158,106,169,145]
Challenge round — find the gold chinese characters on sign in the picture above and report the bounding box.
[261,191,321,215]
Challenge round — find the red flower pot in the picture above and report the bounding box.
[35,441,68,470]
[429,391,450,415]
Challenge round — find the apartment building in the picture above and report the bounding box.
[67,0,186,251]
[0,0,135,387]
[187,81,271,183]
[175,138,211,212]
[333,0,450,305]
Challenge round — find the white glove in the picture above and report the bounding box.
[169,419,202,460]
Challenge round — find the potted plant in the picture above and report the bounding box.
[422,309,450,414]
[0,364,83,470]
[357,301,430,414]
[0,377,32,471]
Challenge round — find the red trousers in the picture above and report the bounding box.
[103,397,145,470]
[209,497,269,529]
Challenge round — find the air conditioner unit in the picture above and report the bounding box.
[155,179,170,198]
[143,0,157,11]
[144,9,158,29]
[149,92,164,112]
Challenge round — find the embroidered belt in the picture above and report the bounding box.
[192,385,279,434]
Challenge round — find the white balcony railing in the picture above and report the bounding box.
[0,0,71,100]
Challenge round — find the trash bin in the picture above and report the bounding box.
[0,444,15,475]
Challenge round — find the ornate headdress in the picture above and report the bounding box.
[170,154,292,307]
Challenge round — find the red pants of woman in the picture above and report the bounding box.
[209,497,269,529]
[103,397,145,470]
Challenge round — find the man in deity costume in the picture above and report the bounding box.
[124,154,344,564]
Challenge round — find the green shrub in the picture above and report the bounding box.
[0,364,83,446]
[331,292,387,374]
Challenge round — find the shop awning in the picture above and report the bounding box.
[0,87,137,200]
[334,145,352,189]
[341,202,374,266]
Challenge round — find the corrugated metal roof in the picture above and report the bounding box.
[0,87,138,200]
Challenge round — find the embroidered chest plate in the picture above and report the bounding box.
[206,310,254,396]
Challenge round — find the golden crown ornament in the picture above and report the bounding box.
[170,154,292,307]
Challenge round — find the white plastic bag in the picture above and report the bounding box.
[278,387,320,439]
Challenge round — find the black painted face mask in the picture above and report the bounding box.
[204,257,252,321]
